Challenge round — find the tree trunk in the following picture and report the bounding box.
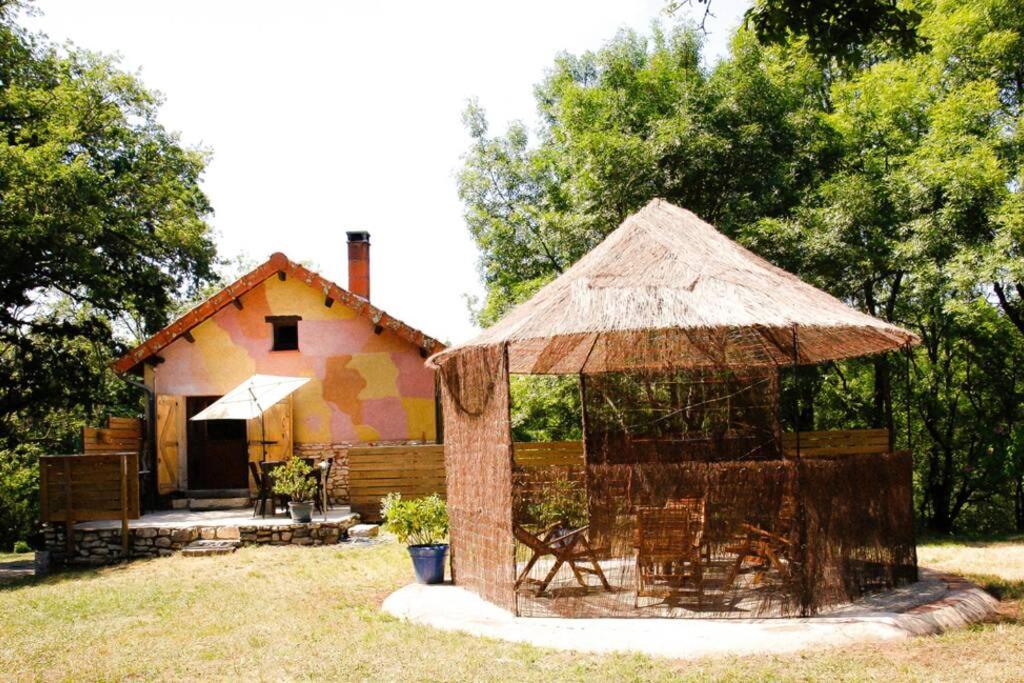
[928,500,954,534]
[1016,477,1024,533]
[873,355,895,443]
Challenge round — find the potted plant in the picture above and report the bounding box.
[381,493,449,584]
[272,458,317,522]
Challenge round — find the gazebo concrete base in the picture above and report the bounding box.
[382,570,998,659]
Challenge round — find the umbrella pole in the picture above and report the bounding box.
[260,410,267,463]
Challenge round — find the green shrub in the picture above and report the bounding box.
[380,493,448,546]
[271,458,317,503]
[524,472,588,529]
[13,540,30,554]
[0,444,42,551]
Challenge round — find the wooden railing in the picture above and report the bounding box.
[782,428,891,458]
[40,452,140,555]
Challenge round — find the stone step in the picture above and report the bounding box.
[186,489,250,499]
[348,523,380,539]
[181,540,241,557]
[188,497,251,511]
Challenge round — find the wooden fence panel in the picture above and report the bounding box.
[348,445,446,521]
[82,416,143,455]
[348,441,587,522]
[512,440,584,467]
[40,452,140,523]
[782,429,891,457]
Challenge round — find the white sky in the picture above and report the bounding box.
[25,0,748,345]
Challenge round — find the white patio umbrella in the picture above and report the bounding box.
[190,374,310,462]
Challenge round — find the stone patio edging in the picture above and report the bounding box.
[43,513,360,566]
[381,571,999,659]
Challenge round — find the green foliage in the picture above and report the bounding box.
[523,473,588,529]
[459,23,837,323]
[745,0,923,61]
[510,375,582,443]
[0,8,216,426]
[668,0,923,62]
[271,458,317,504]
[380,493,448,546]
[0,444,41,551]
[12,540,29,554]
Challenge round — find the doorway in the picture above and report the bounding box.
[186,396,249,490]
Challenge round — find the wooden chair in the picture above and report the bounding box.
[514,522,612,597]
[723,495,797,588]
[634,498,706,606]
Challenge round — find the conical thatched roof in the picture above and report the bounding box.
[433,199,918,374]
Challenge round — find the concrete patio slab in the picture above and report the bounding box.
[382,569,998,659]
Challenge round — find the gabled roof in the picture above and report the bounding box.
[431,199,918,373]
[113,252,445,375]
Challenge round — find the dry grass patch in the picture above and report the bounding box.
[0,537,1021,681]
[0,550,30,564]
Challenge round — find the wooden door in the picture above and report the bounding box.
[186,396,249,491]
[156,395,183,494]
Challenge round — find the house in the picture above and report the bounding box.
[113,232,444,506]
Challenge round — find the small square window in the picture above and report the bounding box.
[266,315,301,351]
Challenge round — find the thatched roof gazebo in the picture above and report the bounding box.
[431,199,919,618]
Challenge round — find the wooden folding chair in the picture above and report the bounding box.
[514,523,612,596]
[634,497,706,606]
[724,495,796,588]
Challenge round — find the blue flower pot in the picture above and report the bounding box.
[407,544,448,584]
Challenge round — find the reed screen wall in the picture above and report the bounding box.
[438,344,516,612]
[439,346,917,619]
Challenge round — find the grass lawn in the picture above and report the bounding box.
[0,550,31,564]
[1,538,1022,681]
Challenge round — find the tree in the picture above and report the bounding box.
[771,0,1024,531]
[0,3,218,547]
[668,0,923,61]
[459,24,837,323]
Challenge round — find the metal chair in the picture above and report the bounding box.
[249,462,271,517]
[257,461,288,516]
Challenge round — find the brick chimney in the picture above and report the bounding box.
[346,231,371,300]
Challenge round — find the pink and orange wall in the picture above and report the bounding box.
[145,275,437,444]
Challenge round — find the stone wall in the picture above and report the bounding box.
[43,515,359,566]
[295,439,437,505]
